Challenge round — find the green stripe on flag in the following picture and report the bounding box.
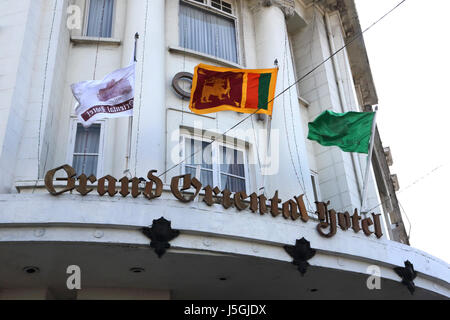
[258,73,271,110]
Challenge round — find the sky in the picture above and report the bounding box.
[354,0,450,263]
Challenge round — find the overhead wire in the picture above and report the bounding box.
[81,0,107,178]
[250,115,263,191]
[398,199,412,241]
[356,162,449,243]
[285,31,314,211]
[134,0,149,176]
[158,0,409,182]
[92,0,107,80]
[281,32,312,210]
[365,162,449,214]
[180,5,188,178]
[260,112,273,196]
[33,0,58,193]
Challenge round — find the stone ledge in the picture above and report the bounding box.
[70,36,122,46]
[168,46,243,69]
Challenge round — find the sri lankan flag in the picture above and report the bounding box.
[189,64,278,116]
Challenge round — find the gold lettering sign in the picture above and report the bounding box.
[44,165,76,195]
[44,165,383,240]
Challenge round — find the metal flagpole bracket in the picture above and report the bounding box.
[172,72,194,99]
[134,32,139,62]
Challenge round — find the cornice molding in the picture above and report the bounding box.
[249,0,296,17]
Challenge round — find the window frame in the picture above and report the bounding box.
[83,0,116,38]
[179,0,240,64]
[66,117,106,178]
[184,0,235,16]
[310,170,321,203]
[217,141,248,192]
[183,135,217,187]
[210,0,233,14]
[180,134,250,193]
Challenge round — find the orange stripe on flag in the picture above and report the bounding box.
[246,73,260,109]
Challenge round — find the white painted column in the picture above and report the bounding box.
[252,2,315,208]
[130,0,166,178]
[0,0,59,192]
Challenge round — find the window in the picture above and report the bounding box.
[188,0,232,14]
[179,0,238,63]
[182,136,248,193]
[185,138,214,186]
[85,0,114,38]
[219,144,246,192]
[69,121,105,177]
[211,0,232,14]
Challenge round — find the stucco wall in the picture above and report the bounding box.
[0,0,443,298]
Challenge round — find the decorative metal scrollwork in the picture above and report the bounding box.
[142,217,180,258]
[394,260,417,295]
[284,237,316,276]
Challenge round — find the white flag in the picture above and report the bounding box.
[71,63,135,127]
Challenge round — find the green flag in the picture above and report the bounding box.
[308,110,375,154]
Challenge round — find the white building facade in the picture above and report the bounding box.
[0,0,448,299]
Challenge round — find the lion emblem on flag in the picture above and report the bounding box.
[200,77,231,103]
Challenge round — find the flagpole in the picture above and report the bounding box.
[125,33,139,176]
[260,114,272,196]
[260,60,279,195]
[360,106,378,214]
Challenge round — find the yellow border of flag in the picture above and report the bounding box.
[188,64,278,116]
